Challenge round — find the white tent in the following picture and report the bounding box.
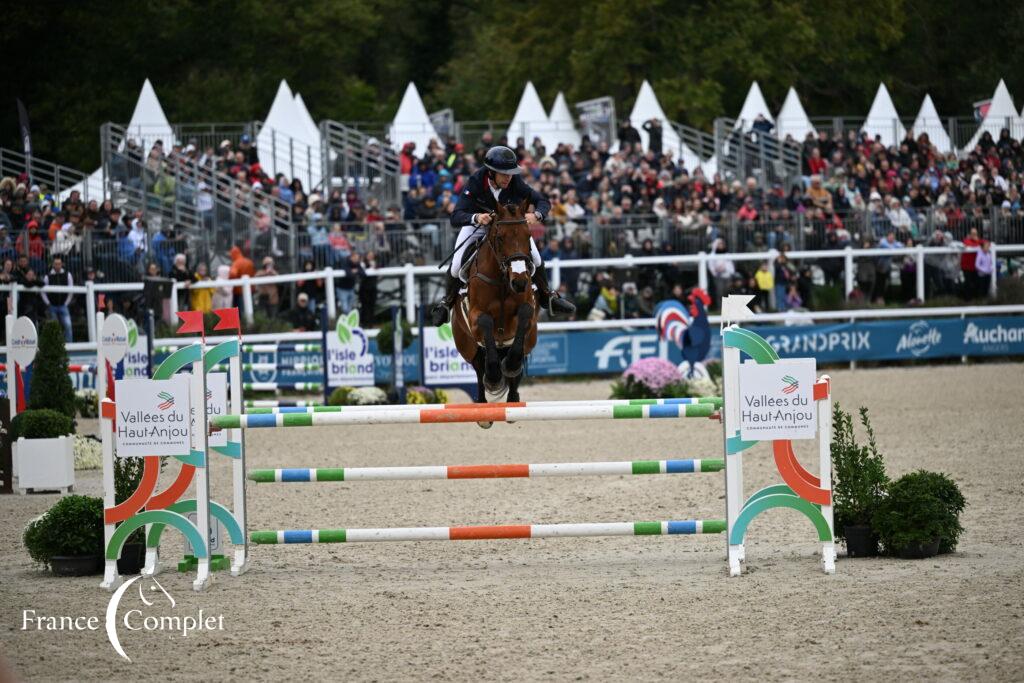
[963,80,1022,152]
[547,92,581,149]
[861,83,906,147]
[734,81,773,132]
[293,92,322,147]
[775,87,816,142]
[911,94,952,153]
[629,80,706,172]
[389,82,440,153]
[62,79,174,201]
[122,78,175,153]
[257,79,321,188]
[506,82,559,154]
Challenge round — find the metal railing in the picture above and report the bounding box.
[0,148,94,202]
[713,117,802,188]
[320,120,401,205]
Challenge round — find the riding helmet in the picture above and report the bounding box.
[483,145,522,175]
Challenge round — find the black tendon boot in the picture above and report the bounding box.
[430,273,461,326]
[532,263,576,316]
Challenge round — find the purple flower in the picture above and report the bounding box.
[623,357,682,392]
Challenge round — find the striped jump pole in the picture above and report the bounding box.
[243,382,323,392]
[251,519,727,545]
[244,399,323,408]
[250,458,725,483]
[242,343,321,353]
[155,343,322,354]
[0,363,98,374]
[210,361,322,372]
[245,397,724,414]
[213,401,718,429]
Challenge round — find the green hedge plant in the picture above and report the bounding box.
[873,470,965,555]
[11,409,74,440]
[24,495,105,567]
[830,404,889,540]
[29,320,76,419]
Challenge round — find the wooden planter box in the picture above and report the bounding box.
[15,436,74,494]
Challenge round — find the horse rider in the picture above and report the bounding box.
[430,145,577,326]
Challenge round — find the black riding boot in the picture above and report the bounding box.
[532,263,576,317]
[430,274,461,326]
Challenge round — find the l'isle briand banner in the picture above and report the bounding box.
[113,376,191,457]
[738,358,818,441]
[423,324,476,386]
[326,311,374,387]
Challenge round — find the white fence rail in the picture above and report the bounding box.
[3,244,1023,343]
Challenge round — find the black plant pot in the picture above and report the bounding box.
[50,555,102,576]
[843,524,879,557]
[898,538,941,559]
[117,542,147,575]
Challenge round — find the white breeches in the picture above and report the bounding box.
[450,225,542,280]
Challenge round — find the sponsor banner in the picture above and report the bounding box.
[206,373,228,448]
[325,311,374,387]
[10,317,37,366]
[100,315,129,364]
[422,324,475,385]
[142,316,1024,388]
[961,316,1024,356]
[113,377,191,457]
[738,359,817,441]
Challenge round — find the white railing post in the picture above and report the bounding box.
[10,284,18,318]
[844,247,854,299]
[241,276,254,324]
[916,245,926,301]
[550,258,561,291]
[323,267,336,319]
[404,263,416,324]
[990,243,998,298]
[169,284,180,321]
[698,251,709,292]
[85,281,97,343]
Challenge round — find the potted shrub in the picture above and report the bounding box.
[12,409,75,494]
[14,321,77,493]
[831,404,889,557]
[873,470,966,559]
[23,494,104,575]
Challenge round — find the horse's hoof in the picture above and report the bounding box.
[477,421,493,429]
[501,357,523,379]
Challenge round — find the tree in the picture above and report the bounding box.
[28,321,76,420]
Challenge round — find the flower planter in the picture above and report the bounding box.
[843,524,879,557]
[15,435,75,494]
[897,538,941,559]
[50,555,102,576]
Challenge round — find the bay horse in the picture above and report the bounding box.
[452,199,539,424]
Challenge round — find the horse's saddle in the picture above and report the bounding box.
[458,241,481,284]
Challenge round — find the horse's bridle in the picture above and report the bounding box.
[488,215,536,276]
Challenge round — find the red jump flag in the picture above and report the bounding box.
[212,308,241,333]
[176,310,205,335]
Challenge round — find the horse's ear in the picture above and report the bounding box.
[519,197,531,216]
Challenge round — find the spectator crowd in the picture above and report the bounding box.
[3,111,1024,338]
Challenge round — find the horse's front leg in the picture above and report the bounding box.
[502,302,535,381]
[476,313,503,394]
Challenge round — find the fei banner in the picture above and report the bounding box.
[136,315,1024,389]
